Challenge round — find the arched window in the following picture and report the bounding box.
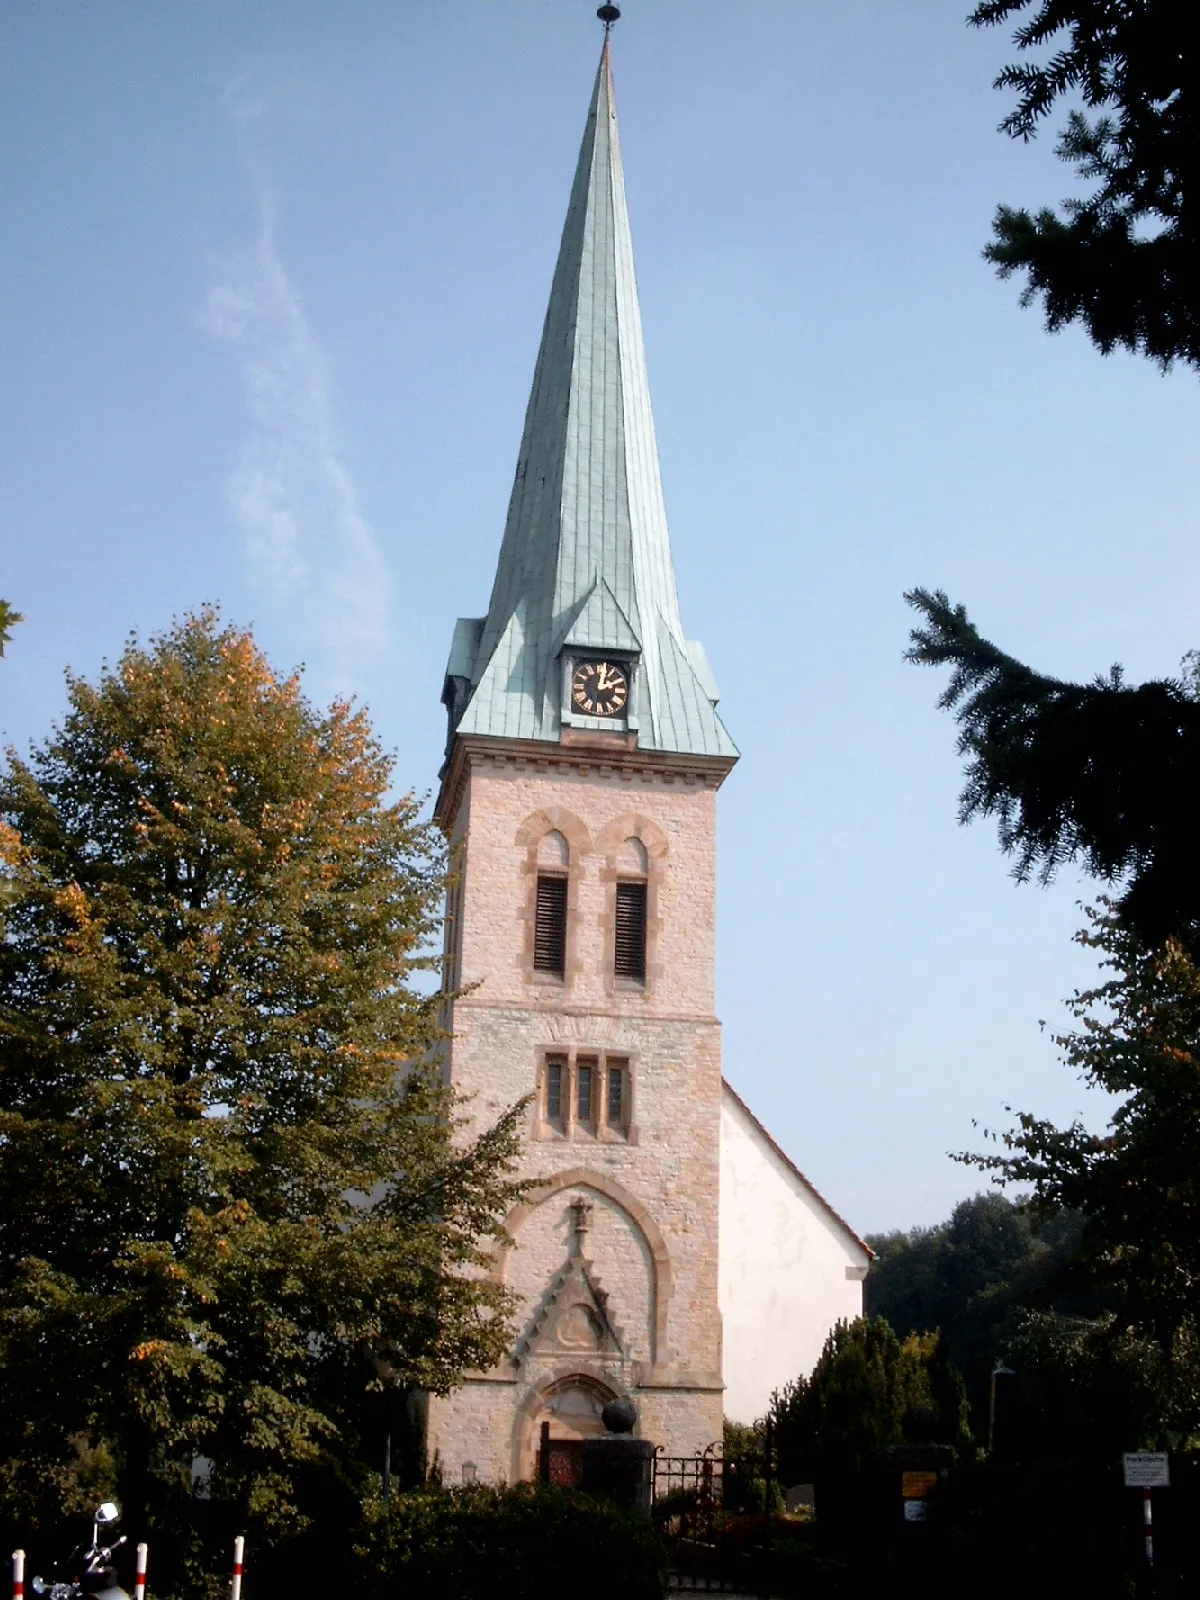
[616,836,648,875]
[537,830,569,869]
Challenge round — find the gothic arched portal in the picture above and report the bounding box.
[511,1370,622,1483]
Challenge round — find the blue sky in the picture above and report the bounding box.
[4,1,1198,1233]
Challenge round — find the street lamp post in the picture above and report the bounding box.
[988,1366,1015,1457]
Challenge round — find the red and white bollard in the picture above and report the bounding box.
[230,1536,245,1600]
[12,1550,24,1600]
[1143,1488,1154,1568]
[135,1543,148,1600]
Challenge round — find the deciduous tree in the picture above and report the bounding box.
[0,600,22,657]
[968,904,1200,1358]
[0,610,526,1587]
[867,1193,1089,1429]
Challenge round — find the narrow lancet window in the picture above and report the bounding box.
[607,1061,626,1127]
[577,1058,596,1123]
[545,1057,565,1125]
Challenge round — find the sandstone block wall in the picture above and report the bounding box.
[427,749,726,1482]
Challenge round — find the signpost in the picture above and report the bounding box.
[230,1536,245,1600]
[901,1470,938,1524]
[1123,1453,1170,1569]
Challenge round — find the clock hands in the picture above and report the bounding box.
[570,661,627,716]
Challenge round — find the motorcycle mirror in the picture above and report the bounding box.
[95,1501,121,1525]
[31,1580,47,1596]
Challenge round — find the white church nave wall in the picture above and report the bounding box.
[718,1088,870,1426]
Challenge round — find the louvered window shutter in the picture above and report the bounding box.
[614,880,647,981]
[534,875,568,975]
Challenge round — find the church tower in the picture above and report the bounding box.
[429,34,737,1483]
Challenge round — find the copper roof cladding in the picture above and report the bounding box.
[440,41,737,762]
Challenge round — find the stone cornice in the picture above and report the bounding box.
[450,996,720,1026]
[446,1368,723,1392]
[435,732,737,833]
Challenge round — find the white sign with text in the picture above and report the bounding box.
[1123,1453,1170,1488]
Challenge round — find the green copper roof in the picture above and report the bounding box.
[442,43,736,762]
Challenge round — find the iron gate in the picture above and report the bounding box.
[652,1446,774,1595]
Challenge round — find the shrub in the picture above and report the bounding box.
[352,1482,666,1600]
[770,1317,971,1483]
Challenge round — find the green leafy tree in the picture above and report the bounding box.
[0,610,527,1591]
[0,600,22,657]
[906,588,1200,947]
[722,1417,764,1458]
[972,0,1199,371]
[968,904,1200,1362]
[868,1193,1089,1429]
[770,1318,970,1485]
[1001,1309,1200,1457]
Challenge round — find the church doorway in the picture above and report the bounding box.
[518,1372,619,1483]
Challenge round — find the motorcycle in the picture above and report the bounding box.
[31,1502,131,1600]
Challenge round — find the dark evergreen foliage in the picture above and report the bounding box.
[972,0,1199,369]
[906,587,1200,946]
[770,1318,970,1484]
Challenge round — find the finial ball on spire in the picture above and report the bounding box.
[597,5,620,26]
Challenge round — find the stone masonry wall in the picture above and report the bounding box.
[427,750,726,1480]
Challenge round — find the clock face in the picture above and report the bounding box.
[570,659,629,718]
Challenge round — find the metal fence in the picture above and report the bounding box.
[652,1444,775,1596]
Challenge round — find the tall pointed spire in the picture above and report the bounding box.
[441,41,735,763]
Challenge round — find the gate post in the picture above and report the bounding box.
[581,1398,655,1514]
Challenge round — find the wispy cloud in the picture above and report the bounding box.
[200,196,391,677]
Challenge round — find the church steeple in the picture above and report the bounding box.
[441,41,736,763]
[427,21,734,1482]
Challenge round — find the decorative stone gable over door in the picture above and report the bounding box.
[426,28,736,1485]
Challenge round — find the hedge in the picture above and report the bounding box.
[351,1482,666,1600]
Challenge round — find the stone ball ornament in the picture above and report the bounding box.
[602,1396,638,1434]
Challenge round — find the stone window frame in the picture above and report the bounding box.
[534,1045,637,1145]
[514,808,593,991]
[594,813,668,998]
